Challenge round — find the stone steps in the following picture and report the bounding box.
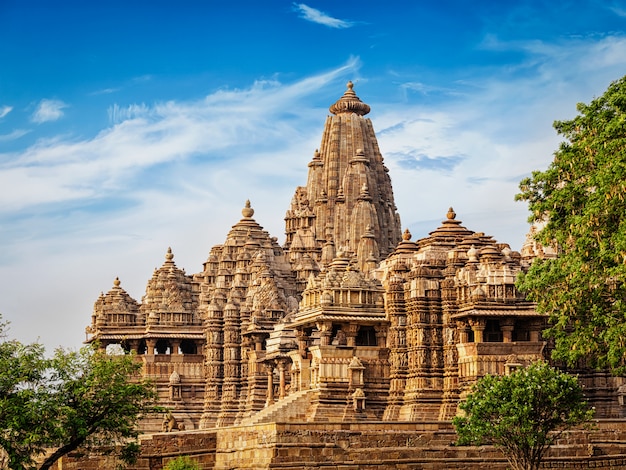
[238,389,316,425]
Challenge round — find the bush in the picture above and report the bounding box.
[164,456,201,470]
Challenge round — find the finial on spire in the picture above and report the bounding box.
[242,200,254,218]
[329,81,371,116]
[402,228,412,241]
[447,207,456,220]
[113,277,121,287]
[165,247,174,261]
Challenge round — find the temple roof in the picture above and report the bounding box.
[92,277,140,320]
[141,247,197,316]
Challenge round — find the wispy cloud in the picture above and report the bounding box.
[1,59,360,213]
[31,99,68,123]
[91,87,121,96]
[0,129,30,142]
[375,34,626,252]
[608,4,626,17]
[392,151,465,172]
[107,103,150,124]
[0,105,12,119]
[293,3,355,29]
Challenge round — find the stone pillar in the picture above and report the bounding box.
[500,318,515,343]
[200,299,224,429]
[266,364,275,406]
[469,318,486,343]
[127,339,140,354]
[457,320,470,343]
[529,320,542,342]
[146,339,156,355]
[374,324,387,347]
[346,324,359,347]
[318,321,333,346]
[295,330,308,357]
[171,339,181,355]
[277,360,287,400]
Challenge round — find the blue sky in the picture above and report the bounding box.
[2,0,626,351]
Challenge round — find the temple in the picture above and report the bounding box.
[85,82,625,436]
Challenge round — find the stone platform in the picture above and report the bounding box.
[53,420,626,469]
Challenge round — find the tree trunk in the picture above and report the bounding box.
[38,438,85,470]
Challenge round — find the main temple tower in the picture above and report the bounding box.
[284,82,402,287]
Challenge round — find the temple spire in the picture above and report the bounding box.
[285,81,402,274]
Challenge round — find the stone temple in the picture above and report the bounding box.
[82,83,626,468]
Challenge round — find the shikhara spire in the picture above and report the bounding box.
[285,81,402,280]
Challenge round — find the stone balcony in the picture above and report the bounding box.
[457,341,546,380]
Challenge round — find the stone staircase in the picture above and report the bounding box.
[238,389,317,425]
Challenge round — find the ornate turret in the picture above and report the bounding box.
[88,277,141,338]
[285,81,402,278]
[142,248,198,328]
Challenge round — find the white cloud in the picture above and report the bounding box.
[0,129,29,142]
[293,3,354,28]
[376,35,626,252]
[0,59,360,215]
[0,105,12,119]
[31,99,68,123]
[107,103,150,124]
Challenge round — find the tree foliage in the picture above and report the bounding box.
[0,315,158,470]
[453,362,594,470]
[0,320,51,470]
[516,75,626,373]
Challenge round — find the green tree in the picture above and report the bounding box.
[0,318,52,470]
[453,362,594,470]
[164,456,201,470]
[0,315,158,470]
[517,75,626,372]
